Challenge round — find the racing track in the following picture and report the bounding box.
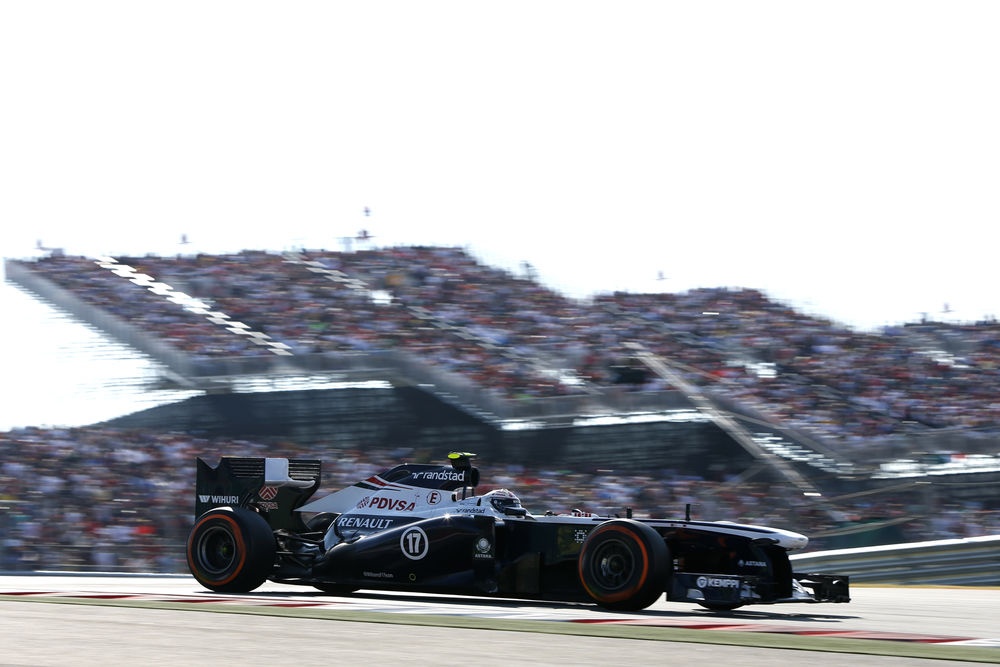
[1,575,998,665]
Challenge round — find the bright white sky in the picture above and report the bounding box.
[2,1,998,331]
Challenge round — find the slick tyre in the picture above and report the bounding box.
[578,519,670,611]
[187,507,276,593]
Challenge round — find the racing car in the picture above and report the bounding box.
[186,452,850,611]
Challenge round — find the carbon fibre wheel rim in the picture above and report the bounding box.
[589,538,635,591]
[196,524,237,576]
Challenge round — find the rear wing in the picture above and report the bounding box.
[194,457,322,531]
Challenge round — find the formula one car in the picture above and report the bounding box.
[187,453,850,611]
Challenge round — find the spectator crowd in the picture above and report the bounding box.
[15,247,1000,450]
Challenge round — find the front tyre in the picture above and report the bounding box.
[187,507,276,593]
[578,519,670,611]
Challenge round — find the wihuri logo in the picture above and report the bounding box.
[199,495,239,504]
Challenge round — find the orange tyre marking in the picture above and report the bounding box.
[186,513,248,588]
[578,523,651,604]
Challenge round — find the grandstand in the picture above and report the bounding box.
[2,248,999,572]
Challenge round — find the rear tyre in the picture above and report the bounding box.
[187,507,276,593]
[578,519,670,611]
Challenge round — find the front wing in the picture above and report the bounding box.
[670,571,850,607]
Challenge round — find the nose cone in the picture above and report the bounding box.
[782,531,809,550]
[755,525,809,549]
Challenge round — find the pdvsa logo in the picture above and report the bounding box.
[358,496,416,512]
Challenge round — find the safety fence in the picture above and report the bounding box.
[0,539,188,576]
[791,534,1000,586]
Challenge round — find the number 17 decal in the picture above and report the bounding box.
[401,526,429,560]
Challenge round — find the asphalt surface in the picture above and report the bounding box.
[0,576,998,665]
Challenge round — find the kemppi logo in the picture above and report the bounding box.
[258,487,278,500]
[696,576,740,589]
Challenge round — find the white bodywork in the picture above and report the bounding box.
[297,472,810,551]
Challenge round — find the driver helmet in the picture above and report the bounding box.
[483,488,524,514]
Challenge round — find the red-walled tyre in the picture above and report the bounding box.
[187,507,276,593]
[578,519,670,611]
